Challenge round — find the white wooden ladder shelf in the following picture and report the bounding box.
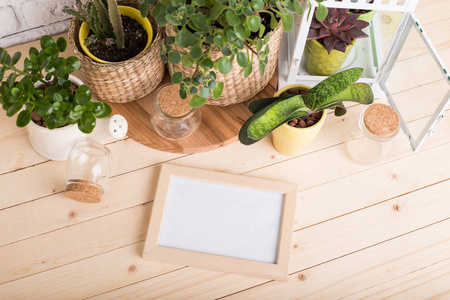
[278,0,450,151]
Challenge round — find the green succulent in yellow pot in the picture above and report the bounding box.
[305,8,370,76]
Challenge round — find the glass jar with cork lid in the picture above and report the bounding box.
[346,103,400,165]
[150,83,202,141]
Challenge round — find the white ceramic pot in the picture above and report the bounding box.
[27,75,87,161]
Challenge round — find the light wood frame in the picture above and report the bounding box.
[142,164,298,281]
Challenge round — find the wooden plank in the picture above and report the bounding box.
[0,204,151,284]
[220,218,450,299]
[1,168,449,298]
[344,258,450,299]
[0,242,183,300]
[0,138,184,210]
[2,109,449,246]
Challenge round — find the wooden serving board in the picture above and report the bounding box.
[108,70,278,154]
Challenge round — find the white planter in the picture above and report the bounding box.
[27,75,87,161]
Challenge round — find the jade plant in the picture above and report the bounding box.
[64,0,125,49]
[139,0,329,107]
[308,8,369,54]
[0,35,111,133]
[239,67,374,145]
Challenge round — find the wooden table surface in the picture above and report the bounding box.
[1,0,450,298]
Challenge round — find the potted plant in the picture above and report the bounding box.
[64,0,165,103]
[305,8,370,76]
[239,67,374,155]
[0,36,112,161]
[139,0,326,108]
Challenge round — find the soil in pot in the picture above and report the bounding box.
[86,16,148,62]
[279,89,323,128]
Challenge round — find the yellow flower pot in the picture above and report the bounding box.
[304,39,354,76]
[79,6,153,64]
[272,84,327,156]
[351,9,377,23]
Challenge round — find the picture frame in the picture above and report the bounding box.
[142,164,298,281]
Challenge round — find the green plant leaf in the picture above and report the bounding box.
[52,101,61,110]
[45,114,58,129]
[53,92,63,102]
[11,52,21,65]
[56,37,67,52]
[226,10,240,26]
[66,56,81,73]
[182,55,193,67]
[171,72,183,84]
[74,85,91,106]
[222,46,232,56]
[16,109,32,127]
[190,44,203,61]
[79,111,96,133]
[6,101,23,117]
[316,3,328,22]
[247,15,261,32]
[213,36,224,48]
[237,52,248,68]
[234,24,248,39]
[189,94,206,108]
[169,51,181,64]
[247,95,292,114]
[239,95,309,144]
[40,35,55,50]
[305,68,365,109]
[244,62,252,77]
[213,81,224,99]
[139,2,149,18]
[293,0,304,15]
[11,87,21,98]
[250,0,264,11]
[200,58,213,70]
[217,57,232,74]
[211,2,225,20]
[35,99,53,116]
[166,36,176,45]
[316,83,374,112]
[176,27,195,48]
[7,73,16,87]
[281,13,294,31]
[93,101,112,118]
[200,87,211,98]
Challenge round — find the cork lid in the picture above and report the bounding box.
[364,103,399,136]
[64,180,103,203]
[157,84,193,117]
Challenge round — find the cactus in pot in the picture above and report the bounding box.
[239,68,374,151]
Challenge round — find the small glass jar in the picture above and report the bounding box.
[346,104,399,165]
[64,142,112,203]
[150,84,202,141]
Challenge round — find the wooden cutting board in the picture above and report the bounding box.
[108,71,278,154]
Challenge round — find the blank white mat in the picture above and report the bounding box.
[158,177,284,264]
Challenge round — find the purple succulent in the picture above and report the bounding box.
[307,8,370,54]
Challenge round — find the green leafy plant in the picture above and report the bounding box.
[0,35,111,133]
[139,0,329,108]
[308,7,369,54]
[64,0,125,49]
[239,67,374,145]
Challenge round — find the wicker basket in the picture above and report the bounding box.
[67,0,164,103]
[166,22,283,106]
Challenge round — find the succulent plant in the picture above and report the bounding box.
[0,36,111,133]
[138,0,329,108]
[307,8,369,54]
[239,68,374,145]
[64,0,125,49]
